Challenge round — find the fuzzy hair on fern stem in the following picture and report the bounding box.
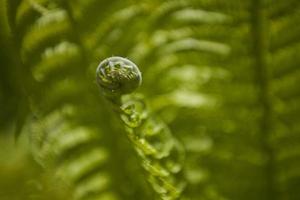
[96,56,186,200]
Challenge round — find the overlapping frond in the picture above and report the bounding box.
[3,0,300,199]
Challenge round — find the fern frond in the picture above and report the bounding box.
[4,0,300,199]
[96,57,186,200]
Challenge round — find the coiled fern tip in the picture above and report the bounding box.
[96,56,142,96]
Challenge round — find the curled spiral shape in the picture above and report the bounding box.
[96,57,186,200]
[96,56,142,96]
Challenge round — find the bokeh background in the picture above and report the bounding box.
[0,0,299,199]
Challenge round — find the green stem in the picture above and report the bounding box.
[114,95,186,200]
[251,0,277,199]
[96,57,186,199]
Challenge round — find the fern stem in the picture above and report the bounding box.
[251,0,277,199]
[96,57,186,200]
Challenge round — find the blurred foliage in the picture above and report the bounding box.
[0,0,299,199]
[0,132,72,200]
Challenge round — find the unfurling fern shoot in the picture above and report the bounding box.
[96,57,186,200]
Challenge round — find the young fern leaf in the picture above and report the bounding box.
[96,56,186,200]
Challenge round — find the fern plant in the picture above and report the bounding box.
[0,0,299,200]
[96,56,186,200]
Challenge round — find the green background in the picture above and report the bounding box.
[0,0,299,199]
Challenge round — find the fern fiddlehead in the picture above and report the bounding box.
[96,56,186,200]
[96,56,142,99]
